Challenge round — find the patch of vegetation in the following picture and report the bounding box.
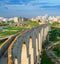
[44,40,50,46]
[0,27,28,38]
[49,28,57,42]
[24,21,39,27]
[50,22,60,27]
[49,23,60,42]
[0,23,8,26]
[49,22,60,57]
[0,38,7,45]
[27,21,39,27]
[41,49,55,64]
[41,23,60,64]
[52,44,60,57]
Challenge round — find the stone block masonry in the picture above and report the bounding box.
[0,24,50,64]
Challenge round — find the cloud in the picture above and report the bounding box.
[0,0,60,18]
[0,0,60,10]
[0,0,60,11]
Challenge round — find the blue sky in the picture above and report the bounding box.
[0,0,60,18]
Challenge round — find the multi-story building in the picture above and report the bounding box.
[31,15,48,24]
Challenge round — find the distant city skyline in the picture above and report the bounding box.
[0,0,60,18]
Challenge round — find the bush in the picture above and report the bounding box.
[49,29,57,42]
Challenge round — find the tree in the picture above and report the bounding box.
[49,29,57,42]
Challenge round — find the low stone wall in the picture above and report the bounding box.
[0,38,9,48]
[0,35,16,57]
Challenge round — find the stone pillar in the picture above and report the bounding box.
[38,33,41,53]
[36,38,39,63]
[47,26,49,41]
[14,58,18,64]
[29,37,34,64]
[21,44,29,64]
[40,28,43,54]
[44,27,48,41]
[38,29,43,64]
[39,32,42,55]
[44,27,46,41]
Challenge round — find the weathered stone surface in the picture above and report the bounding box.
[0,24,50,64]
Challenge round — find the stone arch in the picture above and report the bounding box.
[29,36,34,64]
[21,42,29,64]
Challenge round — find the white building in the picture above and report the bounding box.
[3,18,8,22]
[14,17,18,23]
[31,18,36,21]
[0,17,4,23]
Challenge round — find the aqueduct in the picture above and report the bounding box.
[0,24,50,64]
